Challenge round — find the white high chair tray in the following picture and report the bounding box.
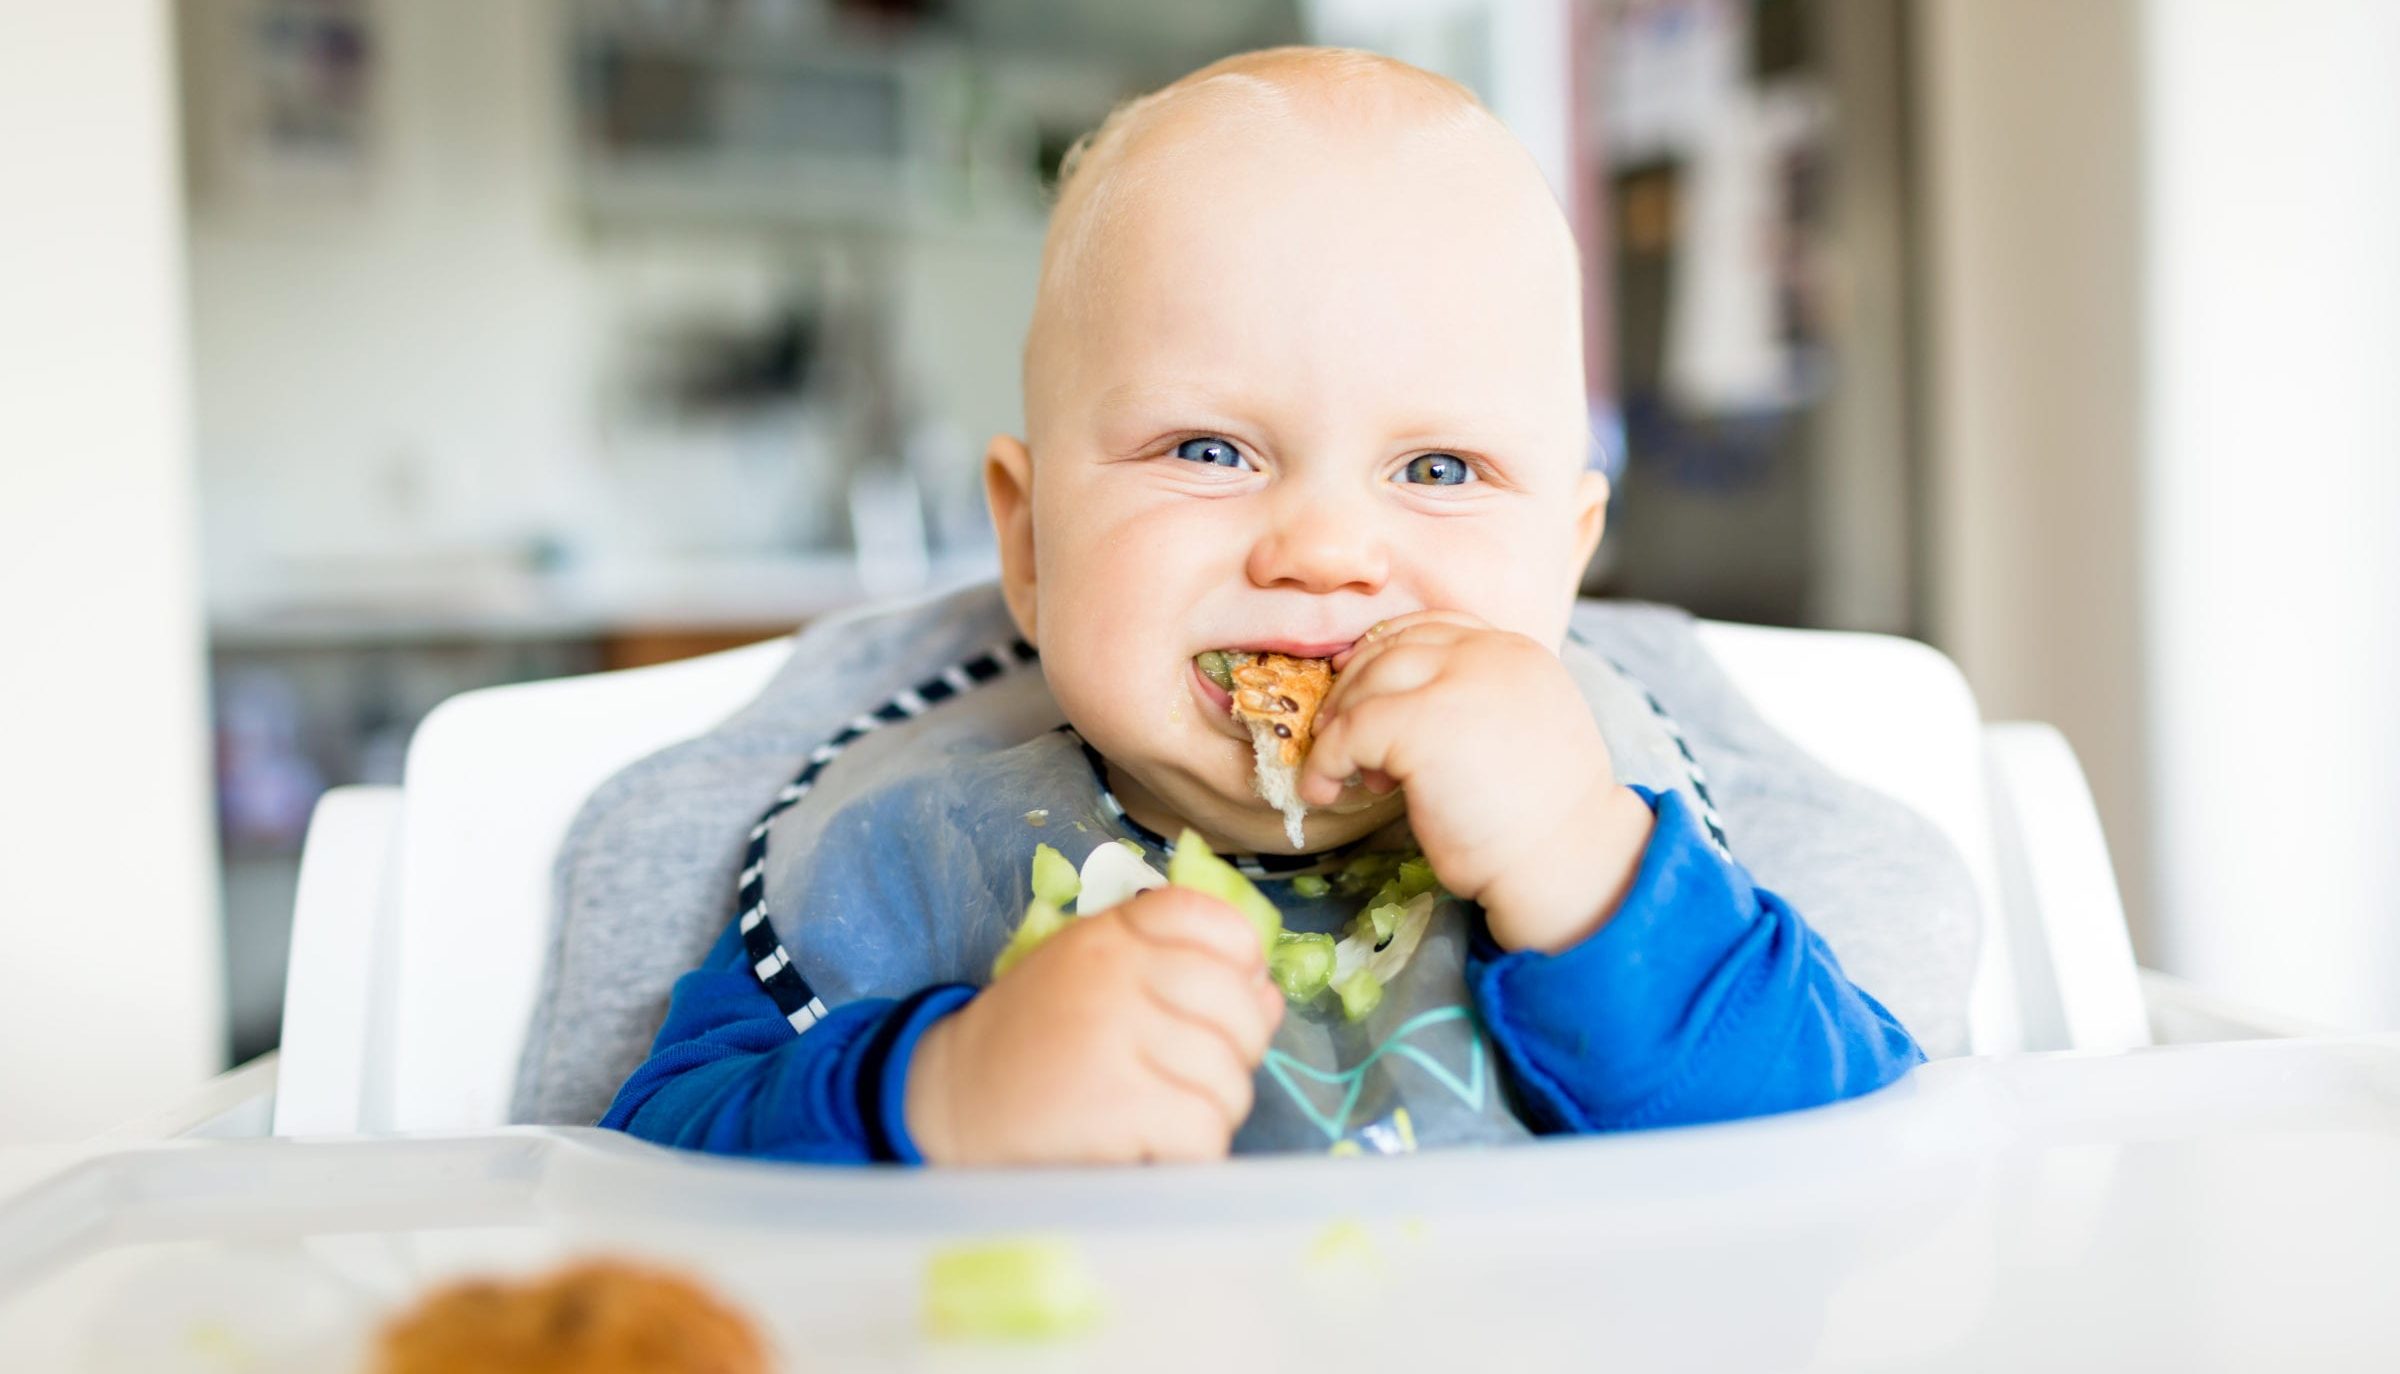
[6,1036,2399,1372]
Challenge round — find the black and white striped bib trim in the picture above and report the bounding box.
[736,637,1040,1032]
[1616,668,1732,856]
[739,631,1729,1033]
[1564,628,1733,857]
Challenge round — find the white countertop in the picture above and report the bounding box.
[6,1033,2399,1371]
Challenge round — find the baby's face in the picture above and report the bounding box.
[988,109,1607,853]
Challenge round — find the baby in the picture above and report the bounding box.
[592,48,1937,1164]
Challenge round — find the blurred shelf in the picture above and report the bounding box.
[207,551,998,650]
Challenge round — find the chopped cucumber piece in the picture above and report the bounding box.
[924,1239,1101,1342]
[1306,1219,1380,1270]
[1334,968,1385,1022]
[1195,650,1237,690]
[1268,931,1337,1002]
[1290,873,1331,899]
[1166,829,1283,952]
[1334,853,1397,896]
[991,898,1069,979]
[1029,843,1080,909]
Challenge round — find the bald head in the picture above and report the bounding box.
[1022,47,1584,444]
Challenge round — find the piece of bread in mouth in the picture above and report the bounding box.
[1224,651,1335,849]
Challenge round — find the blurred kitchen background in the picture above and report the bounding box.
[182,0,1925,1064]
[5,0,2397,1137]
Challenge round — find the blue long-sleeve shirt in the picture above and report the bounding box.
[603,785,1921,1160]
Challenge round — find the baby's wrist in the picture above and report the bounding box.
[1480,783,1655,956]
[901,1015,963,1166]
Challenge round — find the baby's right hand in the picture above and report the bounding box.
[904,887,1284,1166]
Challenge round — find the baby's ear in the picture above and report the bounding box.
[1569,468,1610,573]
[982,434,1038,643]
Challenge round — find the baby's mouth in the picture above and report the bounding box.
[1193,638,1358,691]
[1187,653,1243,739]
[1191,647,1346,848]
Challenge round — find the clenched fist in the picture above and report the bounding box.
[905,886,1285,1165]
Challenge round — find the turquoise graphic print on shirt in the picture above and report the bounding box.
[1261,1005,1489,1144]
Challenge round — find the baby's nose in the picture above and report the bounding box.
[1244,499,1390,596]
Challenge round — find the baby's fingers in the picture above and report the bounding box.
[1137,1015,1255,1140]
[1318,639,1447,730]
[1330,611,1481,673]
[1119,886,1266,974]
[1300,694,1410,807]
[1142,948,1283,1062]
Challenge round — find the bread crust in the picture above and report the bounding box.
[1221,652,1333,847]
[1228,653,1333,768]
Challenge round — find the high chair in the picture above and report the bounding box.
[171,599,2290,1137]
[19,604,2371,1374]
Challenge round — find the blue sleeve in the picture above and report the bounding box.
[599,917,976,1164]
[1466,788,1923,1133]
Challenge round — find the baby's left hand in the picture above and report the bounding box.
[1298,611,1657,954]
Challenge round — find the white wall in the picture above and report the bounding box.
[181,0,600,580]
[1914,0,2154,943]
[2143,0,2400,1028]
[0,3,226,1140]
[1920,0,2400,1028]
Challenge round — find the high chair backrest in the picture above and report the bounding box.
[277,610,2131,1135]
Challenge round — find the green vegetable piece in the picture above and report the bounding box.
[924,1238,1102,1342]
[1393,856,1438,901]
[1290,873,1331,899]
[992,898,1069,979]
[1166,829,1283,952]
[1029,843,1080,909]
[1364,901,1405,944]
[1268,931,1337,1002]
[1306,1218,1382,1271]
[1334,969,1385,1022]
[1334,853,1396,896]
[1195,649,1237,690]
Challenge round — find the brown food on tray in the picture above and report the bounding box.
[371,1258,770,1374]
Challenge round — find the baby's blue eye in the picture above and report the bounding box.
[1174,436,1247,469]
[1396,453,1475,486]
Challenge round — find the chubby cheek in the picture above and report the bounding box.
[1030,481,1231,756]
[1412,506,1585,643]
